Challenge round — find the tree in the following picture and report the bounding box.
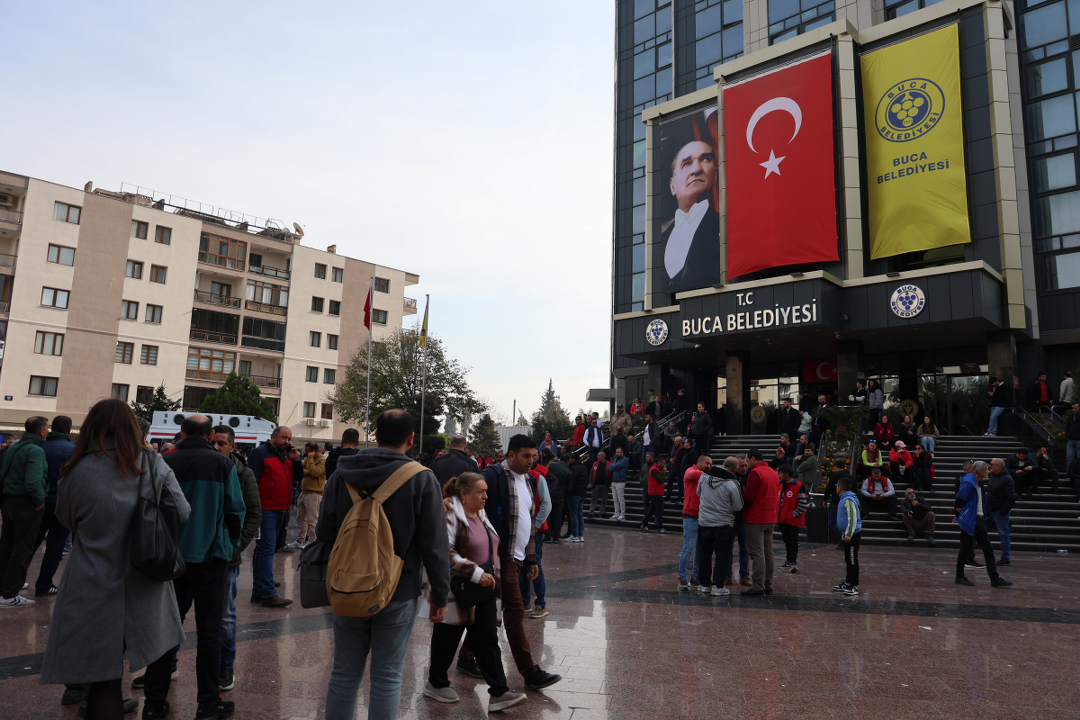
[516,411,529,427]
[469,414,502,455]
[328,329,486,438]
[130,383,181,424]
[444,415,459,436]
[200,372,277,423]
[531,380,574,445]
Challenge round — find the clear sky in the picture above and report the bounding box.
[6,1,615,427]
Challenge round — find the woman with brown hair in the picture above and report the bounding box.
[39,399,190,720]
[424,472,526,713]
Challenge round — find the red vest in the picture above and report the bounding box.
[529,467,549,533]
[778,480,806,527]
[744,464,781,524]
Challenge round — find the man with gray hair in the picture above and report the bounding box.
[985,458,1016,566]
[955,460,1013,587]
[430,434,478,485]
[695,457,743,596]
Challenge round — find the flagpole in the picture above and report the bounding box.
[418,295,429,458]
[365,276,373,448]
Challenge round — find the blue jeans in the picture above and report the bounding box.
[253,509,285,597]
[220,565,240,669]
[568,496,585,538]
[680,517,701,582]
[1068,440,1080,472]
[984,510,1011,561]
[325,597,418,720]
[520,530,545,608]
[988,406,1005,434]
[920,437,935,452]
[726,520,750,580]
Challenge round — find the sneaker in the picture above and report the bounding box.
[286,541,303,550]
[62,686,84,705]
[578,536,585,543]
[927,535,936,545]
[142,701,170,719]
[0,595,34,608]
[658,528,667,534]
[529,606,549,619]
[955,576,975,586]
[194,699,234,719]
[488,691,527,712]
[698,585,710,593]
[778,561,791,569]
[279,545,295,553]
[964,561,985,569]
[789,564,798,574]
[690,576,698,586]
[678,578,689,591]
[21,582,28,589]
[522,604,535,613]
[710,585,730,596]
[832,582,849,593]
[991,577,1014,588]
[219,667,235,692]
[841,585,859,596]
[523,669,562,690]
[132,665,178,689]
[35,585,58,597]
[906,534,916,541]
[456,658,484,678]
[998,559,1011,566]
[423,681,459,703]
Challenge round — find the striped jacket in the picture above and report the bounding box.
[443,497,501,625]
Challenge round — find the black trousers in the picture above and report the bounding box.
[548,498,564,538]
[429,597,509,697]
[32,502,70,593]
[778,523,800,563]
[692,434,711,456]
[665,468,683,501]
[641,495,664,530]
[957,518,999,581]
[844,532,861,586]
[913,468,933,492]
[144,560,227,707]
[696,524,734,588]
[1037,467,1060,492]
[0,495,44,598]
[860,495,898,517]
[1014,470,1036,496]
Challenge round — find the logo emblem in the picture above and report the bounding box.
[750,406,767,423]
[875,79,944,142]
[890,284,926,319]
[646,319,669,347]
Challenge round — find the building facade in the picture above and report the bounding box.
[610,0,1080,433]
[0,172,417,440]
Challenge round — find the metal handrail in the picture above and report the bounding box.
[189,329,237,345]
[1011,406,1058,446]
[0,253,16,268]
[249,265,291,281]
[244,300,287,316]
[0,209,22,225]
[193,290,241,308]
[244,373,281,389]
[404,297,417,310]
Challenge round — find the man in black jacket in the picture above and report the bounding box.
[691,403,714,455]
[900,487,936,544]
[778,399,801,440]
[1005,448,1036,499]
[985,458,1016,565]
[430,434,479,485]
[811,395,832,448]
[1066,402,1080,477]
[323,428,360,481]
[986,377,1011,436]
[544,451,569,543]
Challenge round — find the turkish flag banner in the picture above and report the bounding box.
[724,53,838,278]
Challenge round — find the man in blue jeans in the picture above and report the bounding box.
[985,377,1010,436]
[985,458,1016,565]
[521,459,552,619]
[725,455,752,586]
[248,427,303,608]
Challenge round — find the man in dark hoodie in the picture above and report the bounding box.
[324,428,360,481]
[431,434,479,485]
[32,415,75,597]
[317,409,450,720]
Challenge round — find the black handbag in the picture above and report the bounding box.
[130,450,186,582]
[450,522,498,609]
[298,539,332,608]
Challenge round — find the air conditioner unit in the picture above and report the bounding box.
[302,418,317,426]
[0,194,10,209]
[319,418,332,427]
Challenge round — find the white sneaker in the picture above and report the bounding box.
[0,595,35,608]
[698,585,710,593]
[578,536,585,543]
[488,691,527,712]
[710,585,731,596]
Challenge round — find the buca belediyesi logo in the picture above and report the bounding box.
[874,78,944,142]
[645,319,669,346]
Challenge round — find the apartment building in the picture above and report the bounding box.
[0,172,418,441]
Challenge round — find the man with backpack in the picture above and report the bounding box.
[316,409,450,720]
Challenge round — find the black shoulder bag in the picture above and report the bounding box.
[130,450,186,582]
[450,520,498,609]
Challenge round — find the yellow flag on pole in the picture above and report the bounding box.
[418,299,428,348]
[862,24,970,259]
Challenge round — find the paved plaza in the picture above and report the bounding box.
[1,526,1076,720]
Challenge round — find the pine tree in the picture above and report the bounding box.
[444,415,459,435]
[199,372,278,423]
[469,414,502,455]
[130,383,181,424]
[530,380,573,444]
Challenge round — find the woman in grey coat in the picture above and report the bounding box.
[40,399,190,719]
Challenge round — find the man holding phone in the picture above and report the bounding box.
[248,426,303,608]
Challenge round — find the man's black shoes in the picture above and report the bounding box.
[524,670,563,690]
[142,701,170,720]
[955,576,975,586]
[456,658,483,678]
[194,700,234,719]
[991,577,1014,588]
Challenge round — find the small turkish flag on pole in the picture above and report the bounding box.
[725,53,838,278]
[363,283,372,330]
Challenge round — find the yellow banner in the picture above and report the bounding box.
[862,24,970,259]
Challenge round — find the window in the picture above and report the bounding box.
[121,300,139,320]
[199,232,247,270]
[331,267,344,283]
[241,317,287,351]
[321,403,334,420]
[155,226,172,245]
[1045,249,1080,289]
[136,385,154,404]
[1027,94,1076,142]
[115,342,134,364]
[314,263,327,279]
[126,260,143,279]
[884,0,945,19]
[323,368,336,384]
[249,252,263,268]
[186,347,237,381]
[0,321,6,340]
[145,304,163,324]
[141,345,158,365]
[29,376,59,397]
[34,331,64,356]
[41,287,70,309]
[1027,58,1069,98]
[310,331,321,347]
[311,296,325,312]
[211,281,231,297]
[47,244,75,266]
[131,220,149,239]
[53,202,80,224]
[329,300,340,316]
[306,366,319,382]
[150,265,167,284]
[327,334,339,350]
[303,402,317,418]
[111,384,130,401]
[246,280,288,307]
[768,0,834,43]
[372,309,388,325]
[374,277,390,293]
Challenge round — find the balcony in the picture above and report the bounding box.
[241,336,285,352]
[194,290,241,309]
[245,300,287,316]
[0,301,8,314]
[0,209,22,226]
[244,373,282,389]
[189,329,237,345]
[250,264,291,281]
[404,297,417,315]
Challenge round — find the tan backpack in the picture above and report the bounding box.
[326,461,426,617]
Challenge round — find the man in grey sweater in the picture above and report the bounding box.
[695,456,744,596]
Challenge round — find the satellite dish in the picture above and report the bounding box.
[293,222,305,237]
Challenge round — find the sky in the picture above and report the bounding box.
[5,1,615,427]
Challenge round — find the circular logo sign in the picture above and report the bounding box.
[890,284,926,319]
[645,319,669,347]
[875,79,944,142]
[899,399,919,418]
[750,406,767,423]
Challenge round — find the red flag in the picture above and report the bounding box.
[363,285,372,330]
[725,53,838,278]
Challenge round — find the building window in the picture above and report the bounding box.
[53,202,80,224]
[41,287,70,309]
[116,342,134,364]
[145,304,163,324]
[327,334,339,350]
[323,368,336,384]
[768,0,834,44]
[328,300,340,316]
[310,331,321,347]
[372,309,388,325]
[306,366,319,382]
[155,226,172,245]
[374,277,390,293]
[34,331,64,356]
[241,317,287,352]
[211,281,232,297]
[29,375,59,397]
[321,403,334,419]
[136,385,154,404]
[199,232,247,270]
[121,300,139,320]
[187,346,237,381]
[303,402,316,418]
[150,265,167,284]
[331,267,344,283]
[131,220,149,239]
[884,0,944,18]
[311,296,325,312]
[246,280,288,308]
[314,263,327,279]
[141,345,158,365]
[126,260,143,279]
[111,383,130,401]
[47,244,75,266]
[0,322,5,340]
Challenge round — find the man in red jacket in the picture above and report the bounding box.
[742,449,780,596]
[678,453,709,590]
[248,426,303,608]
